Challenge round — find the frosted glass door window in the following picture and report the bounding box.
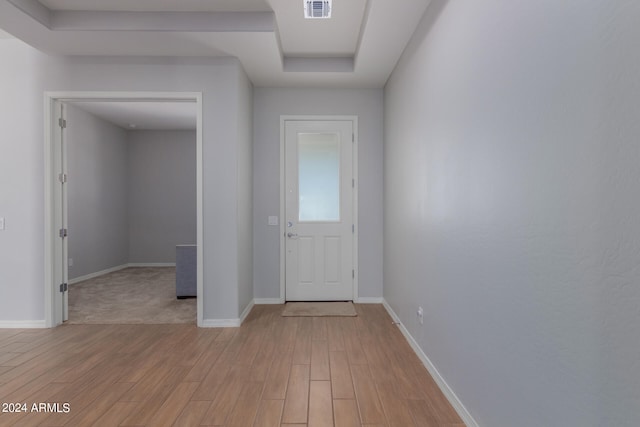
[298,132,340,222]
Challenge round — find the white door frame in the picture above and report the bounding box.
[279,115,359,302]
[43,91,204,327]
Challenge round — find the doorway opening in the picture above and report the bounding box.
[44,92,203,327]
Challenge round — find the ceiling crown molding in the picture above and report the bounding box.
[9,0,275,32]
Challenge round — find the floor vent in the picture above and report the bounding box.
[304,0,331,19]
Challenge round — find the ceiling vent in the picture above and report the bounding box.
[304,0,331,19]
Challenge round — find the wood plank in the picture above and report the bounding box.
[0,371,59,404]
[359,335,395,384]
[326,318,345,351]
[118,366,190,426]
[146,381,200,427]
[116,347,165,384]
[91,401,139,427]
[293,318,313,365]
[310,340,330,381]
[254,399,285,427]
[282,364,310,424]
[34,364,128,426]
[312,317,328,341]
[215,327,239,342]
[408,363,463,424]
[343,335,368,366]
[234,324,265,366]
[308,380,333,427]
[0,352,21,365]
[183,339,227,382]
[164,328,219,369]
[329,351,354,399]
[190,360,231,401]
[407,399,439,427]
[200,363,251,425]
[279,316,300,352]
[250,316,280,381]
[172,400,211,427]
[263,349,293,400]
[375,381,416,427]
[119,364,175,402]
[226,381,264,427]
[333,399,360,427]
[350,364,385,425]
[217,327,250,365]
[62,381,134,426]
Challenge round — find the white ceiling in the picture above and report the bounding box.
[1,0,431,129]
[272,0,367,58]
[0,0,432,88]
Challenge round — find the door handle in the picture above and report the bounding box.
[287,232,298,239]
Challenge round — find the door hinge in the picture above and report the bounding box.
[352,133,354,143]
[58,118,67,129]
[352,224,355,233]
[352,270,355,279]
[352,178,355,188]
[58,173,67,183]
[59,228,68,238]
[59,283,68,292]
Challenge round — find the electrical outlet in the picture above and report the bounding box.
[417,306,424,325]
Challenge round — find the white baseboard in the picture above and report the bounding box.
[255,298,381,304]
[69,263,177,285]
[200,299,257,328]
[239,300,255,324]
[354,297,384,304]
[69,264,129,285]
[382,299,479,427]
[0,320,47,329]
[201,318,241,327]
[254,298,284,304]
[128,263,176,268]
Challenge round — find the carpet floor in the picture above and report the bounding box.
[68,267,196,324]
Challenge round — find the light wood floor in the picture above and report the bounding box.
[0,304,464,427]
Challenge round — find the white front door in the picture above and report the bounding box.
[284,120,354,301]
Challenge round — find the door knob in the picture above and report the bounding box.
[287,232,298,239]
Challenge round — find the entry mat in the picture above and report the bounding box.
[281,301,357,317]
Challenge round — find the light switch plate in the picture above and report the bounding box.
[268,216,278,226]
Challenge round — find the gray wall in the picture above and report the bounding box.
[66,104,129,280]
[384,1,640,426]
[128,130,196,264]
[0,40,61,322]
[236,67,254,314]
[0,39,251,322]
[252,88,384,300]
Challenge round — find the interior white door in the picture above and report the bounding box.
[53,101,69,322]
[285,120,354,301]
